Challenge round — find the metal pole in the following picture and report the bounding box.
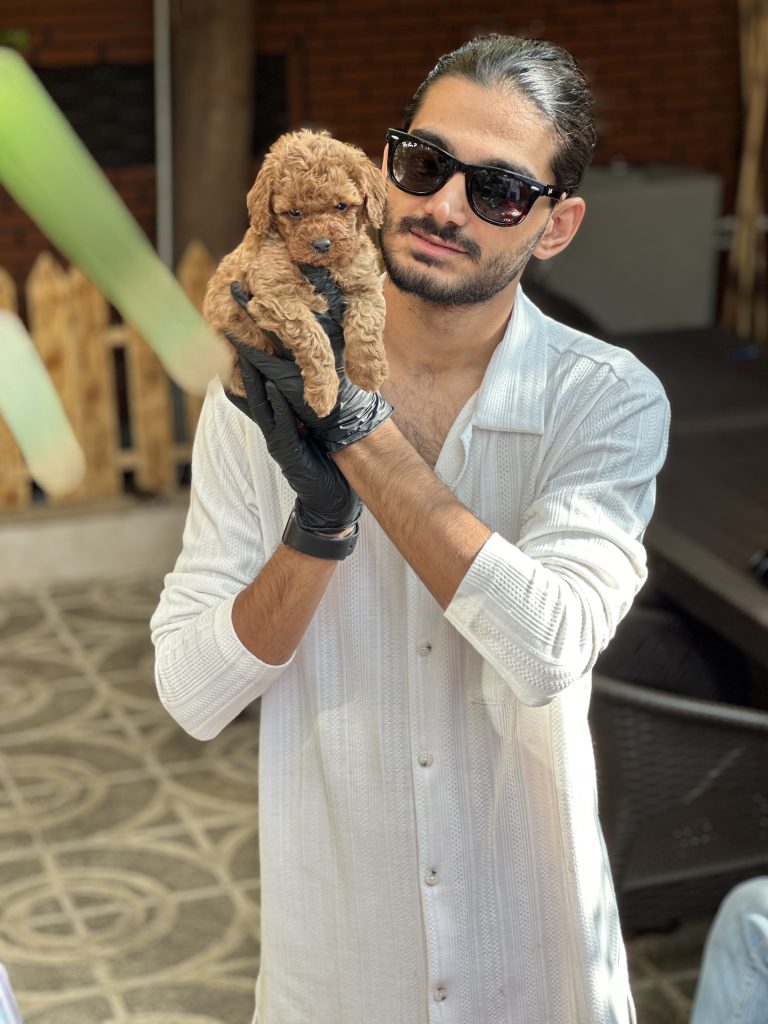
[154,0,174,268]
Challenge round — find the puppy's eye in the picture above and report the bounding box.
[287,209,302,218]
[335,203,349,212]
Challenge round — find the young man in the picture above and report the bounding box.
[152,35,669,1024]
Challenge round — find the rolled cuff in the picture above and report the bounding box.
[154,593,295,740]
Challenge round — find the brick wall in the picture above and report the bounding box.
[256,0,741,191]
[1,1,154,66]
[1,0,156,294]
[0,0,742,295]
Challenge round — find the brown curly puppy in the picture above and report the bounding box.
[203,129,388,416]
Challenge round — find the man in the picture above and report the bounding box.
[152,34,670,1024]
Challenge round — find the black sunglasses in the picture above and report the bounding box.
[386,128,561,227]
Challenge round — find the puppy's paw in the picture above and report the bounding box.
[343,341,389,392]
[344,359,388,392]
[302,373,339,417]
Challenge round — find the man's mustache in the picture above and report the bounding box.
[394,215,482,262]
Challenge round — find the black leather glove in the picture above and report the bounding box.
[226,353,362,560]
[229,270,393,453]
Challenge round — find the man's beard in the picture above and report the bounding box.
[379,207,545,307]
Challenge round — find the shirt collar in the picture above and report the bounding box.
[471,287,547,435]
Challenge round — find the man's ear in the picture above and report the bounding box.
[533,196,586,261]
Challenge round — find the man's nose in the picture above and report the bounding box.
[421,172,471,227]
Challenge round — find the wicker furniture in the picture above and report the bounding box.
[615,327,768,673]
[590,672,768,932]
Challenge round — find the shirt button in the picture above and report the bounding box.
[433,986,447,1002]
[425,869,439,886]
[418,753,433,768]
[416,641,433,656]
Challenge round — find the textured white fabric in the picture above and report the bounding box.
[151,289,670,1024]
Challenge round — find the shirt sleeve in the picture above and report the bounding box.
[150,380,293,740]
[445,369,671,706]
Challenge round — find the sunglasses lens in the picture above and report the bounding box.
[471,169,532,225]
[391,137,451,194]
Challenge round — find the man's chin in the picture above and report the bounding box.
[381,245,449,299]
[384,261,454,304]
[383,230,538,307]
[383,252,487,307]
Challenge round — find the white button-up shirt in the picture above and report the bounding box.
[151,290,670,1024]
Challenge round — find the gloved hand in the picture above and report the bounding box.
[226,352,362,560]
[229,269,393,453]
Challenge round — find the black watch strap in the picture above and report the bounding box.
[281,507,360,561]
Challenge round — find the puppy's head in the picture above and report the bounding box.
[247,130,386,267]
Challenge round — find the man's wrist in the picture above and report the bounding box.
[317,393,394,453]
[331,416,402,467]
[281,505,360,560]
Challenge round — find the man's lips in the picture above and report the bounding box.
[409,229,466,257]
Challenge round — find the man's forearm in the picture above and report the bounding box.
[333,419,492,608]
[232,544,338,663]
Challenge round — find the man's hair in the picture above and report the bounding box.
[402,34,596,196]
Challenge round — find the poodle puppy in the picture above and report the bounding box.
[204,129,388,416]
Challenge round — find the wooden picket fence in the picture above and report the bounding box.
[0,241,216,512]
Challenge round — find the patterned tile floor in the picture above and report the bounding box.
[0,575,710,1023]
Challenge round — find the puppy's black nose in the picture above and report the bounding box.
[312,237,332,253]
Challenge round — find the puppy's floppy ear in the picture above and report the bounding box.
[350,153,387,229]
[246,153,276,241]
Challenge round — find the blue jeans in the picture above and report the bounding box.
[690,877,768,1024]
[0,964,23,1024]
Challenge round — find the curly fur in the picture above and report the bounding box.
[203,129,388,416]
